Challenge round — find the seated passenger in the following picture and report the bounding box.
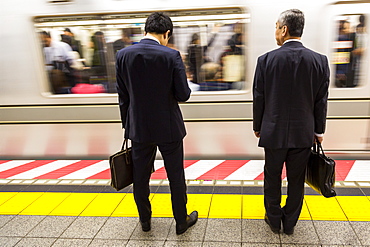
[199,62,231,91]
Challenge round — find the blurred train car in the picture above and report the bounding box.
[1,0,370,159]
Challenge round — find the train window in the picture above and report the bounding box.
[34,8,249,94]
[332,14,368,88]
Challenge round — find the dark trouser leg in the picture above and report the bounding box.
[264,148,288,229]
[158,141,187,225]
[131,141,157,223]
[283,148,311,230]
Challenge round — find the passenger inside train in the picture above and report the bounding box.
[34,8,248,94]
[334,14,367,88]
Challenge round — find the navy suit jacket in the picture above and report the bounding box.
[253,41,329,149]
[116,38,191,143]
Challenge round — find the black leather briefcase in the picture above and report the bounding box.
[305,140,336,198]
[109,139,133,191]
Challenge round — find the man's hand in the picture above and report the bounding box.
[254,131,260,138]
[315,135,323,143]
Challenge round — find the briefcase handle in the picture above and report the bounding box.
[121,138,129,151]
[314,136,326,156]
[121,139,131,164]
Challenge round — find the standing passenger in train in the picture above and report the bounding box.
[116,12,198,235]
[91,31,107,76]
[113,28,133,55]
[253,9,329,235]
[186,26,218,84]
[335,20,356,87]
[352,15,368,85]
[64,28,84,58]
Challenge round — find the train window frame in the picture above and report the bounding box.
[34,7,250,99]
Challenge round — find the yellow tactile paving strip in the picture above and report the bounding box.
[0,192,370,221]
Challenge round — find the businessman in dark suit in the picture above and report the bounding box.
[253,9,329,235]
[116,12,197,235]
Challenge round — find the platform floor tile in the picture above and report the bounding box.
[60,216,108,239]
[94,217,138,240]
[209,194,242,219]
[351,221,370,245]
[0,216,368,246]
[336,195,370,221]
[204,219,242,243]
[304,196,347,221]
[241,219,280,244]
[1,192,370,222]
[26,216,76,238]
[313,220,362,245]
[0,192,44,215]
[49,193,98,216]
[0,215,45,237]
[20,192,70,216]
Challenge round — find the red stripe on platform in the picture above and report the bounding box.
[150,160,199,179]
[196,160,248,180]
[0,160,55,179]
[34,160,102,179]
[335,160,355,181]
[0,160,10,165]
[87,169,110,179]
[253,164,287,181]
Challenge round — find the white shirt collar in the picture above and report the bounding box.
[142,35,160,44]
[283,39,302,45]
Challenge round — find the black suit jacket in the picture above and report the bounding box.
[116,38,191,143]
[253,41,329,149]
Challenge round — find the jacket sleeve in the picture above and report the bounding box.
[253,56,265,132]
[173,51,191,102]
[314,55,330,134]
[116,52,129,129]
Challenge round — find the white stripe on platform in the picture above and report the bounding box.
[0,160,35,173]
[59,160,109,179]
[344,160,370,181]
[184,160,224,180]
[154,160,165,170]
[7,160,80,179]
[224,160,265,180]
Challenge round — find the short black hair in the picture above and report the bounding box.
[278,9,305,37]
[145,12,173,37]
[39,31,51,38]
[359,14,366,25]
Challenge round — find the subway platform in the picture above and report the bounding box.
[0,159,369,246]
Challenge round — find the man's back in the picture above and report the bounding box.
[253,41,329,148]
[116,39,191,143]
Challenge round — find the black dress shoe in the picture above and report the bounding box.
[176,211,198,235]
[281,214,294,235]
[283,227,294,235]
[140,219,151,232]
[264,215,280,234]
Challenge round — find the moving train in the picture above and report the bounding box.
[1,0,370,159]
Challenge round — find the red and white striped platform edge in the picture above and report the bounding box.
[0,160,369,181]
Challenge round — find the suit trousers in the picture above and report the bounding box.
[131,140,187,224]
[264,147,311,230]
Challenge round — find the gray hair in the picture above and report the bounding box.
[277,9,305,37]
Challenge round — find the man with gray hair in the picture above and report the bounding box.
[253,9,329,234]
